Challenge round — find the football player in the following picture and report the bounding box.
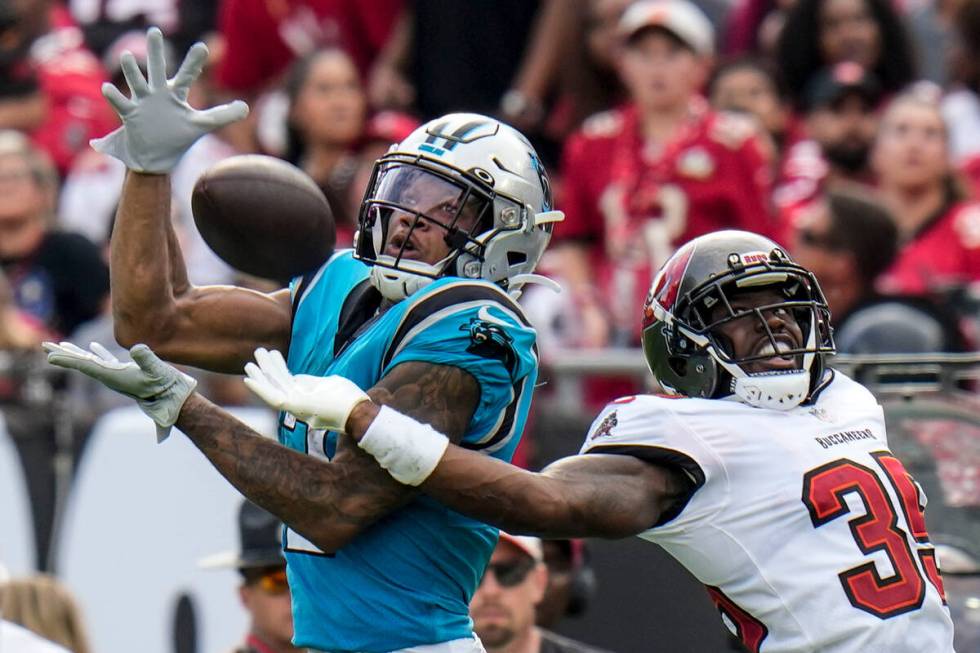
[243,230,955,652]
[45,28,561,653]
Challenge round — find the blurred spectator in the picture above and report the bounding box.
[792,187,965,353]
[535,540,597,629]
[0,0,115,174]
[67,0,217,59]
[775,0,916,108]
[906,0,960,86]
[945,0,980,169]
[0,620,70,653]
[554,0,774,350]
[0,131,107,337]
[873,88,980,296]
[216,0,401,96]
[722,0,797,56]
[773,63,881,240]
[284,48,366,243]
[199,499,301,653]
[708,56,799,173]
[471,533,607,653]
[552,0,631,140]
[0,268,49,351]
[0,574,92,653]
[367,0,576,164]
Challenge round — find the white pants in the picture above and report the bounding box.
[311,635,486,653]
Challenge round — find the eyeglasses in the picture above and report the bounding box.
[480,559,535,588]
[250,567,289,595]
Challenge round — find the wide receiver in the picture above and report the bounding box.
[242,231,955,652]
[46,28,561,653]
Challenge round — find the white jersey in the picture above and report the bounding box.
[579,371,954,653]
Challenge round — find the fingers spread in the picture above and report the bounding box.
[171,41,208,101]
[145,26,168,90]
[191,100,249,129]
[101,83,136,116]
[120,52,150,98]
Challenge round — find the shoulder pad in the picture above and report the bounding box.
[709,112,758,150]
[580,109,624,138]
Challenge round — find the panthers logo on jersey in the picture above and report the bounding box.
[462,308,517,373]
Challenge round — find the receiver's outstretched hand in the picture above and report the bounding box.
[44,341,197,442]
[244,348,370,433]
[91,26,248,173]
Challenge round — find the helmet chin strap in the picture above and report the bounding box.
[726,366,812,411]
[714,327,819,411]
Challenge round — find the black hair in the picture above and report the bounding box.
[707,55,789,101]
[775,0,916,108]
[824,186,898,286]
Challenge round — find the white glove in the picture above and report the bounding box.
[243,348,370,433]
[43,341,198,442]
[91,26,249,173]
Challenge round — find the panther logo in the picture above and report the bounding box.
[462,308,516,373]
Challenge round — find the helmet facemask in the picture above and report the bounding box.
[355,158,508,299]
[675,267,834,409]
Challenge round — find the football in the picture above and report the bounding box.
[191,155,336,282]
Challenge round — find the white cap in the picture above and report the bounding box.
[619,0,715,57]
[498,532,543,562]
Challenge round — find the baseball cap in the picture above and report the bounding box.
[803,63,882,112]
[198,500,285,570]
[618,0,715,57]
[498,532,544,562]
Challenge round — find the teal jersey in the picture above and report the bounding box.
[281,251,539,653]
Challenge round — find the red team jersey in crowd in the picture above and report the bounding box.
[879,201,980,295]
[216,0,402,92]
[580,374,954,652]
[557,100,774,340]
[25,8,116,174]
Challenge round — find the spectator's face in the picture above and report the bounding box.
[819,0,881,70]
[710,288,805,373]
[872,101,949,191]
[710,67,787,137]
[805,94,877,174]
[471,542,547,650]
[291,51,366,148]
[792,202,855,315]
[619,30,707,111]
[0,154,46,260]
[239,567,294,649]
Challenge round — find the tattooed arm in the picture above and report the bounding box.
[345,402,691,539]
[175,361,479,553]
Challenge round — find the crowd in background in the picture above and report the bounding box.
[1,0,980,651]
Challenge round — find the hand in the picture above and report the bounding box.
[243,348,370,433]
[91,27,249,173]
[43,341,198,442]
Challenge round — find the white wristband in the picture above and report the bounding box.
[358,406,450,486]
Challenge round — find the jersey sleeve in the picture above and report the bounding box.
[380,282,538,455]
[578,395,727,527]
